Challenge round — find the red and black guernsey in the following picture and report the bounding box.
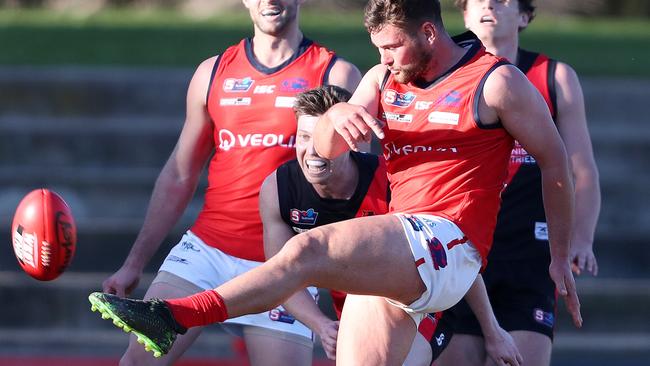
[276,151,390,318]
[277,152,389,231]
[490,48,558,260]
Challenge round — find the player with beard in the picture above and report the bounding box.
[89,1,581,365]
[261,85,521,365]
[99,0,361,365]
[435,1,600,365]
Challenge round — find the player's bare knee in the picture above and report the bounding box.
[282,230,328,267]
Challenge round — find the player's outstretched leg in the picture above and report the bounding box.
[88,292,187,358]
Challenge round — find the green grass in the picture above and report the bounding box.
[1,8,649,77]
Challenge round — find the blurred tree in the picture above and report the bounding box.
[2,0,45,7]
[604,0,650,17]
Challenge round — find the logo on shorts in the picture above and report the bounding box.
[534,222,549,241]
[180,241,200,252]
[290,208,318,225]
[534,308,554,328]
[405,216,423,231]
[427,237,448,270]
[435,333,445,346]
[166,255,189,265]
[269,307,296,324]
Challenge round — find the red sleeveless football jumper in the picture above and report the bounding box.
[191,38,335,261]
[380,42,513,264]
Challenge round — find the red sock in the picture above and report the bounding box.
[165,290,229,329]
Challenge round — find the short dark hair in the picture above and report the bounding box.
[364,0,443,34]
[454,0,536,24]
[293,85,352,118]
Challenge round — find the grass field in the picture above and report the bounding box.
[1,8,649,77]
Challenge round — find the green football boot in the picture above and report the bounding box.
[88,292,187,358]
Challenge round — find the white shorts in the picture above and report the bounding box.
[390,214,482,324]
[157,231,317,341]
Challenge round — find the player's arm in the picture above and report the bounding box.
[314,64,386,159]
[259,172,339,360]
[103,57,217,297]
[325,57,363,94]
[463,275,523,366]
[482,64,582,327]
[326,57,373,153]
[555,62,601,276]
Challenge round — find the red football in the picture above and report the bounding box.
[11,189,77,281]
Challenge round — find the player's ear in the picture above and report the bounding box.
[518,12,531,30]
[242,0,250,9]
[421,22,436,45]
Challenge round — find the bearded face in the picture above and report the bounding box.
[371,24,434,85]
[392,37,434,84]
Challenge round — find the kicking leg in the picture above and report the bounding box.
[89,215,426,357]
[215,214,425,320]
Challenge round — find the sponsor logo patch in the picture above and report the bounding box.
[510,141,536,164]
[223,77,254,92]
[383,111,413,123]
[383,141,458,160]
[253,85,276,94]
[275,96,297,108]
[280,77,309,92]
[534,308,555,328]
[427,111,460,125]
[384,89,416,108]
[269,307,296,324]
[290,208,318,225]
[534,222,548,241]
[415,101,434,110]
[218,129,295,151]
[220,97,252,106]
[434,90,462,108]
